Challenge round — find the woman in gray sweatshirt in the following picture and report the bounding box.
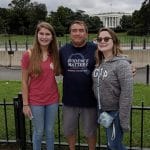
[92,28,133,150]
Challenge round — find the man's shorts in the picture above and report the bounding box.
[63,105,97,137]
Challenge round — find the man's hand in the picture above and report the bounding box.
[131,65,136,77]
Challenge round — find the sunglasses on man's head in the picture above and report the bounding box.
[97,37,112,43]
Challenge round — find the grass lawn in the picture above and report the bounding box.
[0,81,150,148]
[0,81,149,105]
[0,33,150,46]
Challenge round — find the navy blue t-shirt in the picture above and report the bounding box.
[59,42,97,107]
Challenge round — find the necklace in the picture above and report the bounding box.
[104,55,113,62]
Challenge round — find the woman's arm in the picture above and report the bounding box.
[117,61,133,132]
[21,67,32,119]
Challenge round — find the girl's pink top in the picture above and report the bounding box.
[21,51,59,105]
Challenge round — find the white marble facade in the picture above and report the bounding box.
[94,12,131,28]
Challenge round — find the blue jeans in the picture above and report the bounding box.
[105,111,127,150]
[30,103,58,150]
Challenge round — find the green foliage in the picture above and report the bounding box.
[1,3,103,36]
[0,0,47,35]
[48,5,102,36]
[0,81,21,101]
[120,15,133,31]
[0,8,9,33]
[133,83,150,106]
[87,16,103,33]
[131,1,150,35]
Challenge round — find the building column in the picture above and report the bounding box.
[106,17,108,27]
[113,17,115,28]
[110,17,112,27]
[115,17,118,27]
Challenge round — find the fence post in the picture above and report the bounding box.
[15,41,18,51]
[3,99,8,141]
[18,93,26,150]
[13,94,26,150]
[8,40,14,67]
[129,108,133,149]
[77,114,80,150]
[5,41,7,51]
[13,96,20,144]
[140,101,144,150]
[97,125,101,149]
[146,64,149,86]
[26,39,28,50]
[131,39,134,50]
[143,39,146,49]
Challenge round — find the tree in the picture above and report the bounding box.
[6,0,47,34]
[27,2,47,34]
[48,11,65,36]
[48,6,103,36]
[88,16,103,33]
[0,8,9,33]
[129,0,150,35]
[120,15,133,31]
[55,6,74,32]
[140,0,150,34]
[8,0,31,34]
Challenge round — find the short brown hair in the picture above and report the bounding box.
[69,20,88,33]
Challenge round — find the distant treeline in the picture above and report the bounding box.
[0,0,150,36]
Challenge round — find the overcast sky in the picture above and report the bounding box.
[0,0,144,14]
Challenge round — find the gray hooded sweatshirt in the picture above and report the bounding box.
[92,56,133,132]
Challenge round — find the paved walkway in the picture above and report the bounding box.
[0,66,21,80]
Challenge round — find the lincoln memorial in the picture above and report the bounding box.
[94,12,131,28]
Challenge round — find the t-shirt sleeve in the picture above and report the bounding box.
[21,51,30,69]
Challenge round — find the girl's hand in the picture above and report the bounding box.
[23,105,33,120]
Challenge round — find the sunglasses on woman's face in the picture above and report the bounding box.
[97,37,112,43]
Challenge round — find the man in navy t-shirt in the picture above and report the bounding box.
[59,20,97,150]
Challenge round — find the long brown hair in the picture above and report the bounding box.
[29,21,60,75]
[95,27,123,67]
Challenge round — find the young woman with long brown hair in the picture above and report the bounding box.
[21,21,60,150]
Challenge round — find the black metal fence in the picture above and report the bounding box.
[0,94,150,150]
[0,36,150,52]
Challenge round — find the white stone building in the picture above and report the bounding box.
[94,12,131,28]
